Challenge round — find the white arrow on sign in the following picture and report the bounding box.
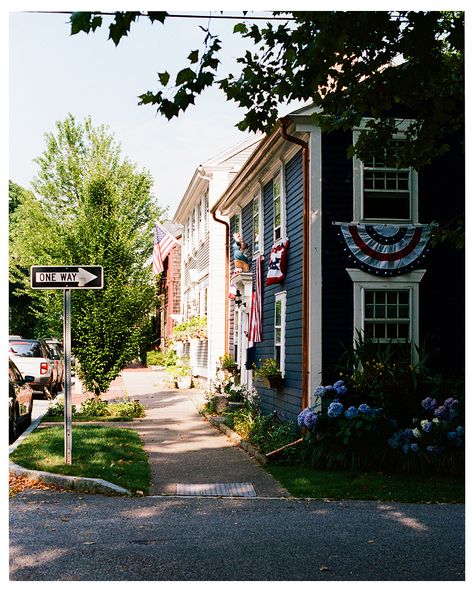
[77,267,98,286]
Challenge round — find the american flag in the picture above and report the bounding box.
[153,221,179,275]
[248,254,263,343]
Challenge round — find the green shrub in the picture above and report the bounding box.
[226,406,299,455]
[79,397,111,416]
[108,399,146,418]
[146,348,177,367]
[45,400,77,418]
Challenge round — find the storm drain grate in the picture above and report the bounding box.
[176,482,256,497]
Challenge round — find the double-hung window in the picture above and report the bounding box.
[274,291,286,375]
[364,289,410,342]
[253,191,263,255]
[347,269,425,362]
[273,167,286,242]
[353,124,418,223]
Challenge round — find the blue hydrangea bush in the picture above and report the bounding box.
[298,380,393,471]
[298,379,464,474]
[387,396,464,474]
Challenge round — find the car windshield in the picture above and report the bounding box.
[9,341,42,357]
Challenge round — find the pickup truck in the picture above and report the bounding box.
[9,338,58,398]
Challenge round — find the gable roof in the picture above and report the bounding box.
[173,133,263,222]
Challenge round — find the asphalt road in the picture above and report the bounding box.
[10,491,464,581]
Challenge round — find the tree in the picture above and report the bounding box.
[69,10,464,170]
[9,114,165,396]
[9,182,40,336]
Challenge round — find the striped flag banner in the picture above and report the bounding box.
[248,254,263,343]
[153,221,179,275]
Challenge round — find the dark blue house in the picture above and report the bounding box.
[213,105,464,421]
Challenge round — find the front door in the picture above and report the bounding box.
[239,309,251,388]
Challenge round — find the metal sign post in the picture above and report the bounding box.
[63,289,72,464]
[30,265,104,465]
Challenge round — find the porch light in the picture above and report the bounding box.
[235,289,246,308]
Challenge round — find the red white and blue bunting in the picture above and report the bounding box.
[336,223,432,276]
[266,237,289,286]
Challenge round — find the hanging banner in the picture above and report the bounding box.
[336,223,432,276]
[266,237,289,285]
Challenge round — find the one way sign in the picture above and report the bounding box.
[30,266,104,290]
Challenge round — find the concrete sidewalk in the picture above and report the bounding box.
[76,366,289,497]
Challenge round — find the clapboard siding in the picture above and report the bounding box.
[417,137,464,373]
[321,131,354,382]
[252,149,304,419]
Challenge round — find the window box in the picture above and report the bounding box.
[263,374,285,389]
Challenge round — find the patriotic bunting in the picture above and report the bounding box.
[266,237,289,286]
[336,223,432,276]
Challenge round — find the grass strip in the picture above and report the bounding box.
[10,425,150,495]
[266,464,464,503]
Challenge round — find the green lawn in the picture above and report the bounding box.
[10,425,150,494]
[266,464,464,503]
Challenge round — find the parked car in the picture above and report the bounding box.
[44,339,64,392]
[9,358,34,444]
[9,338,58,398]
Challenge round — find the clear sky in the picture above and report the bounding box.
[9,9,271,216]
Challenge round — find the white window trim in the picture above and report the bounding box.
[199,194,205,243]
[274,290,287,376]
[347,268,425,361]
[352,129,418,224]
[252,188,264,257]
[272,164,286,243]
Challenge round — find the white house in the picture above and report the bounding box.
[173,134,262,385]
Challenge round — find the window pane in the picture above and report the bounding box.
[386,323,398,339]
[398,291,409,304]
[275,345,281,366]
[375,292,385,304]
[275,328,281,345]
[374,324,386,339]
[398,323,409,338]
[387,305,398,318]
[399,305,409,318]
[273,176,280,197]
[275,300,282,325]
[364,192,410,219]
[375,305,386,319]
[387,292,397,304]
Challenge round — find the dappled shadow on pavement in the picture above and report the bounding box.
[9,491,465,581]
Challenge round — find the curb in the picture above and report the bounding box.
[9,401,132,497]
[205,414,268,465]
[9,462,132,496]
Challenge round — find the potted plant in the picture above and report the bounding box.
[168,357,193,389]
[219,353,238,375]
[188,316,208,340]
[172,320,190,343]
[253,358,284,388]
